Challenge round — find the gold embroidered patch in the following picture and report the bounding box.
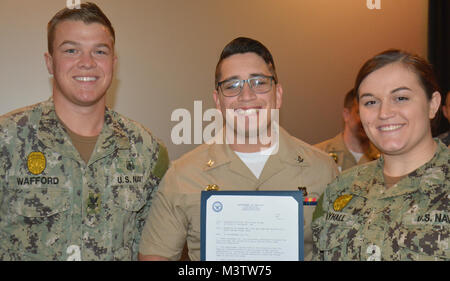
[333,194,353,211]
[27,152,46,175]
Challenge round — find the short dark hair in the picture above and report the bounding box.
[354,49,440,101]
[215,37,278,87]
[47,2,115,54]
[344,88,356,109]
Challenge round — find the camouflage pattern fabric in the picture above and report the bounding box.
[437,130,450,147]
[312,140,449,261]
[0,98,168,260]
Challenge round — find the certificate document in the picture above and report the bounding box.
[200,191,303,261]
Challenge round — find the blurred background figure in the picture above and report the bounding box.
[437,91,450,146]
[315,89,379,172]
[313,49,449,261]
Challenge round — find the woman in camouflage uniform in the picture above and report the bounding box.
[312,50,449,261]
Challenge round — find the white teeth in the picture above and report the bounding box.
[235,108,259,115]
[74,77,97,82]
[379,124,403,131]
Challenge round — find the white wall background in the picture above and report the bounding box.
[0,0,428,160]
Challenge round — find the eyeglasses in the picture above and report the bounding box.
[216,75,277,97]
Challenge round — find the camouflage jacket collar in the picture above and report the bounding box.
[37,98,130,164]
[413,139,449,194]
[350,139,449,199]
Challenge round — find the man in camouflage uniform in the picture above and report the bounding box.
[0,3,168,260]
[312,140,449,261]
[315,89,379,172]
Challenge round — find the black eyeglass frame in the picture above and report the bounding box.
[216,75,277,97]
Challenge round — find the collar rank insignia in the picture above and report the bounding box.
[27,152,46,175]
[205,184,219,191]
[333,194,353,211]
[87,192,101,215]
[298,186,308,197]
[206,160,215,167]
[126,160,135,171]
[328,152,338,164]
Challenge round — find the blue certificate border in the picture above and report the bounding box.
[200,190,304,261]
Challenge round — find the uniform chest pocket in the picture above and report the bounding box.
[111,185,148,212]
[10,187,70,217]
[394,225,449,261]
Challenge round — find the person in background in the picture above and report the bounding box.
[315,89,379,172]
[138,37,338,261]
[0,2,168,260]
[437,90,450,146]
[312,49,449,261]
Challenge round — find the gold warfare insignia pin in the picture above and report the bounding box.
[333,194,353,211]
[27,152,46,175]
[205,184,219,191]
[329,152,338,164]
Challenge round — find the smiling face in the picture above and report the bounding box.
[358,62,440,157]
[45,20,117,108]
[213,52,283,140]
